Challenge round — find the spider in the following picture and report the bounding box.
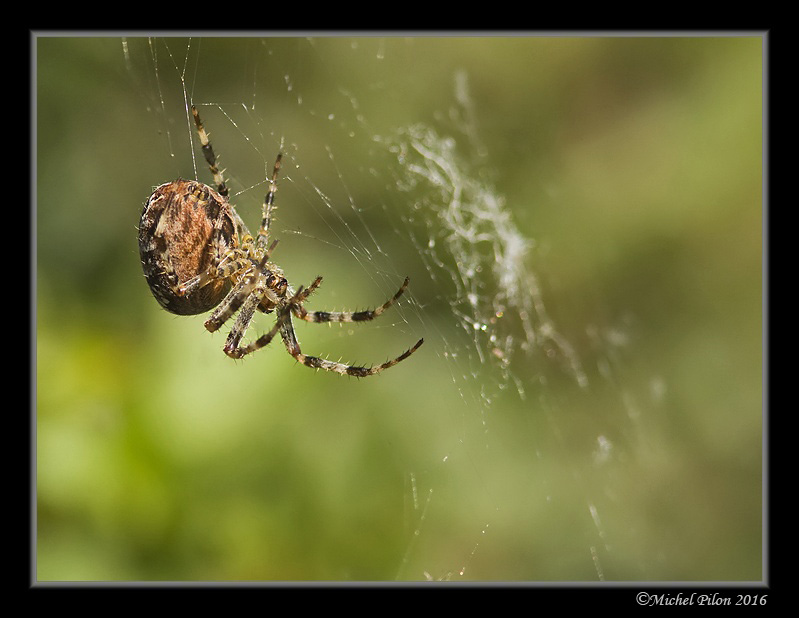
[138,105,423,377]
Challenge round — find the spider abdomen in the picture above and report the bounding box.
[138,179,239,316]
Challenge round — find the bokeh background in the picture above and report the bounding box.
[36,35,763,582]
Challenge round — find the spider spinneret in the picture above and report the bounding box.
[138,105,423,377]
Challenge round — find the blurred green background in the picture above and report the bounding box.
[36,36,762,582]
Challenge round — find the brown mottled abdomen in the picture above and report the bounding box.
[138,179,239,316]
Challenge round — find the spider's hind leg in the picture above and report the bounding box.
[289,335,425,377]
[279,305,424,377]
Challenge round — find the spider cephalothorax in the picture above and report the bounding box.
[138,106,423,377]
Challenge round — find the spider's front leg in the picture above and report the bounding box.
[291,277,410,324]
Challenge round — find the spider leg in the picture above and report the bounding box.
[290,276,323,308]
[257,154,282,251]
[226,309,284,360]
[222,291,265,359]
[292,277,410,324]
[278,307,424,377]
[204,270,259,333]
[191,105,229,198]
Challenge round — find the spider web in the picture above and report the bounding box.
[123,36,639,582]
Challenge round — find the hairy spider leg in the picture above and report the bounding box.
[204,270,259,334]
[277,306,424,377]
[220,280,319,355]
[190,105,250,234]
[292,277,411,324]
[225,312,284,360]
[291,276,324,306]
[191,105,229,198]
[257,154,283,252]
[222,281,268,358]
